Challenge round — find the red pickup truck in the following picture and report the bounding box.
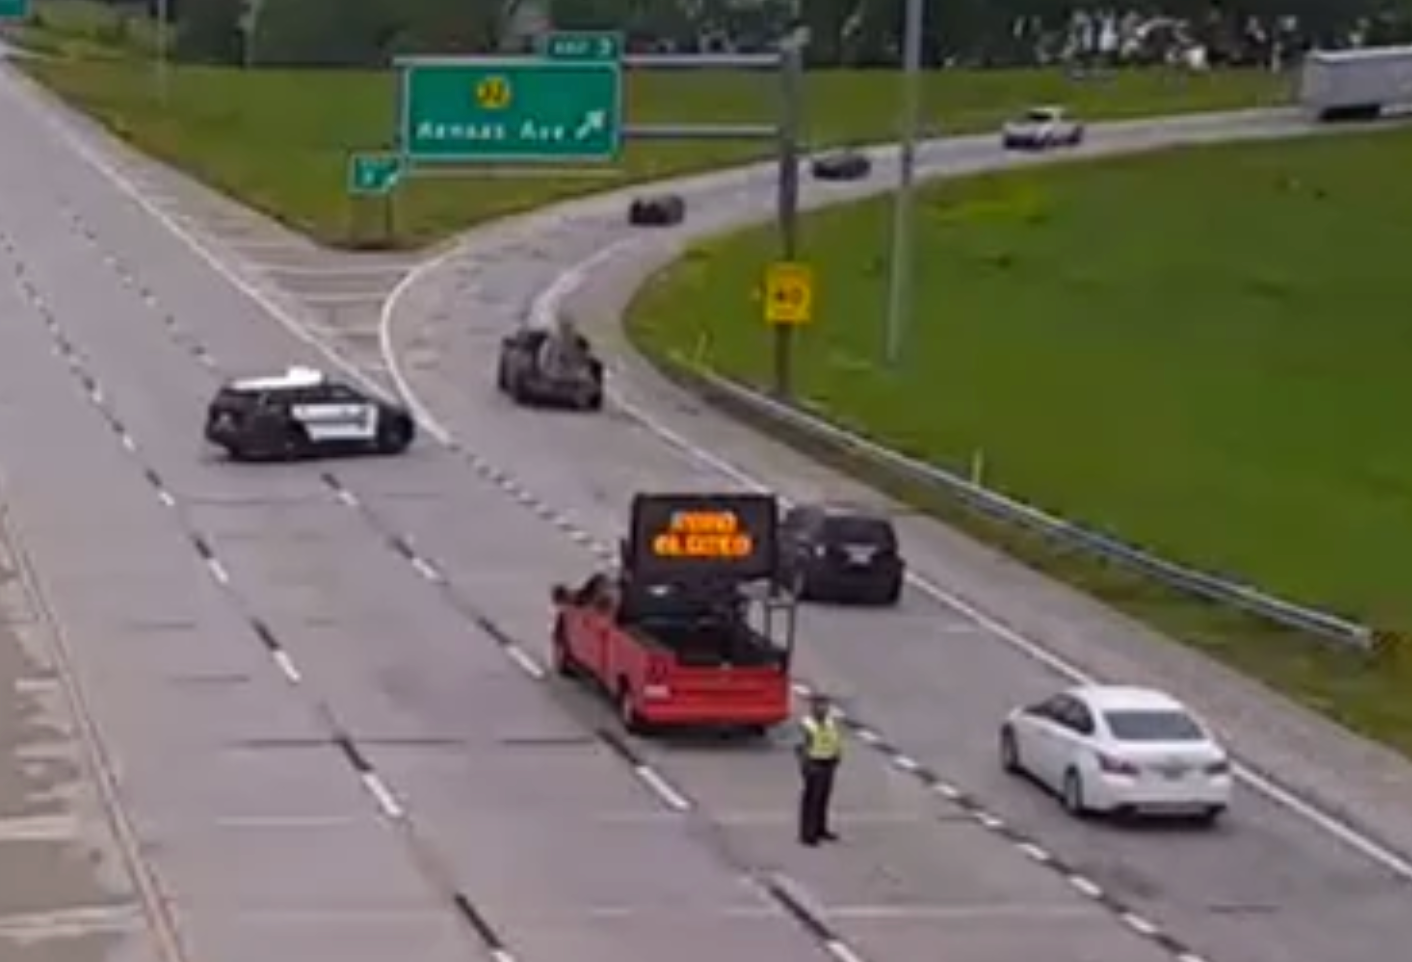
[551,492,796,735]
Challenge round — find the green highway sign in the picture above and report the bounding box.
[542,30,623,62]
[0,0,30,21]
[347,152,402,195]
[398,57,622,164]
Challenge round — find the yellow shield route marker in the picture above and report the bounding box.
[764,262,814,325]
[475,75,512,110]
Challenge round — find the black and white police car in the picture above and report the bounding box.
[204,366,415,461]
[1001,105,1085,151]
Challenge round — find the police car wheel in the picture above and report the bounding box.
[378,418,411,454]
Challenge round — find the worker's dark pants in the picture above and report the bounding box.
[798,758,838,843]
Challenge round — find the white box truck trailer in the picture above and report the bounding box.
[1300,46,1412,121]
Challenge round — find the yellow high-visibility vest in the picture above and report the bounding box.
[801,715,842,760]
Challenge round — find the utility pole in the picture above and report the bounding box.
[772,30,804,398]
[883,0,923,367]
[155,0,169,104]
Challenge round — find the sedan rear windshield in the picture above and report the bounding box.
[1103,709,1204,742]
[822,516,896,548]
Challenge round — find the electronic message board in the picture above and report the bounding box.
[627,492,777,582]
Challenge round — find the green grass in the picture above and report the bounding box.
[17,53,1288,248]
[627,127,1412,755]
[6,0,159,60]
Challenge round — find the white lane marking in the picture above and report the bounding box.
[7,75,407,425]
[1176,953,1209,962]
[974,811,1005,831]
[1121,911,1159,937]
[633,764,692,812]
[823,939,867,962]
[271,650,302,684]
[504,645,546,680]
[854,728,881,745]
[515,239,1412,885]
[410,556,443,583]
[32,58,1410,887]
[156,489,175,508]
[489,949,518,962]
[360,772,404,819]
[931,781,961,800]
[892,754,920,772]
[1068,875,1104,900]
[1017,842,1052,863]
[119,433,136,452]
[335,488,358,507]
[205,558,230,585]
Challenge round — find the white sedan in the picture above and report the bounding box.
[1000,684,1232,823]
[1000,106,1085,150]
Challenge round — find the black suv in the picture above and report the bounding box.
[779,503,905,605]
[205,367,415,461]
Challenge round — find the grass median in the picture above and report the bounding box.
[626,126,1412,756]
[16,50,1286,248]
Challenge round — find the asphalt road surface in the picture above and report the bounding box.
[3,51,1412,962]
[380,105,1412,962]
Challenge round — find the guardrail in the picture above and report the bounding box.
[658,355,1373,648]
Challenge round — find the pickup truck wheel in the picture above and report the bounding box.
[618,683,647,735]
[551,618,577,677]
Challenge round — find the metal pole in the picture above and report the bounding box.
[155,0,169,104]
[884,0,923,366]
[772,39,803,398]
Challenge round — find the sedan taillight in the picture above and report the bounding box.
[1097,752,1140,776]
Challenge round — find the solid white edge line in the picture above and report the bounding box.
[205,558,229,585]
[633,764,691,812]
[504,645,546,680]
[359,772,404,819]
[271,650,301,684]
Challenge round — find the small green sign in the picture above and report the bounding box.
[542,30,623,62]
[347,152,402,195]
[0,0,30,22]
[398,57,623,165]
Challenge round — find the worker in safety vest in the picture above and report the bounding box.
[795,692,843,846]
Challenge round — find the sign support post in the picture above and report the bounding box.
[350,32,810,392]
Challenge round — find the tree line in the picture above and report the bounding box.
[97,0,1412,68]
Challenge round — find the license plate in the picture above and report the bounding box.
[844,545,875,565]
[1159,765,1187,780]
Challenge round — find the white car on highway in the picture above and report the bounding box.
[1001,105,1085,150]
[1000,684,1231,823]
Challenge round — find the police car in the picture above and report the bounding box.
[204,366,415,461]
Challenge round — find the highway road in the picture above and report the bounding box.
[377,103,1412,962]
[0,59,1179,962]
[3,52,1412,962]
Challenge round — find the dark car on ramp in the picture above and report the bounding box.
[497,327,605,411]
[779,503,905,605]
[627,193,686,226]
[810,149,872,181]
[205,366,415,461]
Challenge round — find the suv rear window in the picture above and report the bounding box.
[822,515,896,548]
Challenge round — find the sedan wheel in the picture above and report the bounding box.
[1000,726,1021,774]
[1061,769,1087,816]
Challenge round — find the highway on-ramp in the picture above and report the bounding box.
[1,51,1411,962]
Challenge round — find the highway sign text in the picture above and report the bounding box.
[398,57,623,164]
